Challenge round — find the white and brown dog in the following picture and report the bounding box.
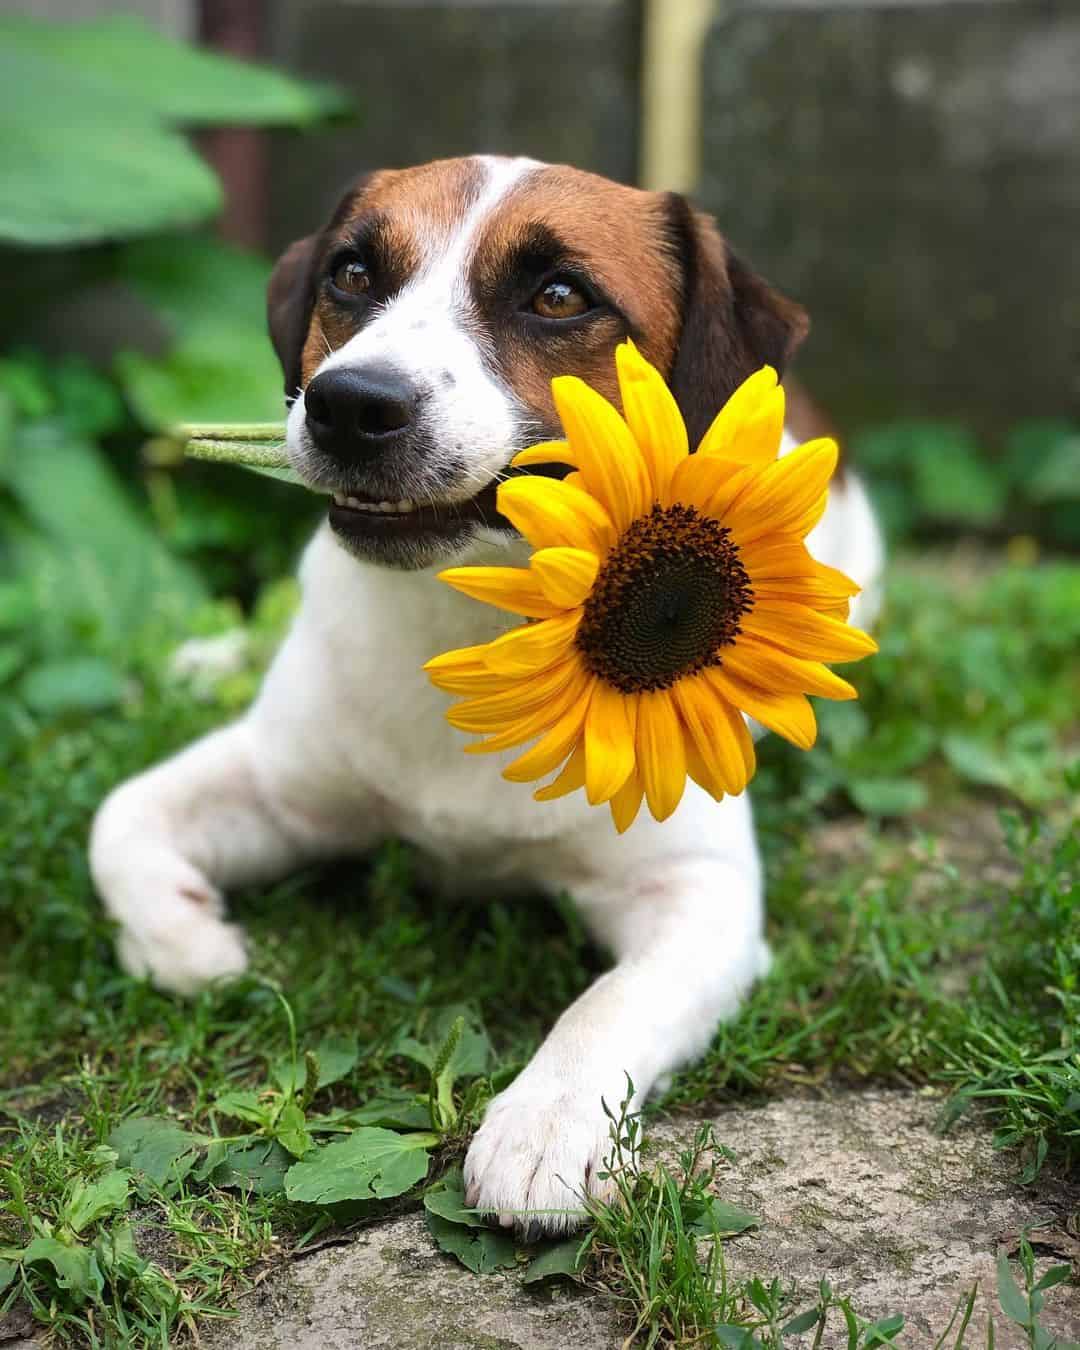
[91,155,882,1234]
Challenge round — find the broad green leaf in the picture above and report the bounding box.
[209,1140,292,1197]
[392,1008,492,1081]
[62,1170,130,1235]
[213,1090,269,1127]
[425,1212,518,1275]
[863,1315,905,1345]
[522,1238,587,1284]
[910,427,1005,527]
[283,1128,437,1205]
[995,1251,1031,1326]
[0,44,219,246]
[850,778,928,817]
[3,16,347,128]
[273,1033,359,1096]
[108,1118,204,1190]
[687,1197,760,1238]
[0,1258,16,1294]
[316,1095,433,1133]
[19,658,124,716]
[20,1236,93,1300]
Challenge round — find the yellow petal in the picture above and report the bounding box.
[636,690,687,821]
[533,741,587,801]
[584,682,636,804]
[438,565,563,618]
[721,634,858,701]
[446,658,580,731]
[483,608,583,677]
[530,547,600,609]
[667,453,749,513]
[697,367,785,467]
[552,375,651,530]
[671,674,753,796]
[723,439,838,544]
[609,767,645,833]
[684,738,725,801]
[501,684,593,782]
[704,667,817,749]
[740,600,878,663]
[464,662,589,755]
[427,664,518,695]
[615,339,688,503]
[510,439,575,469]
[496,476,615,555]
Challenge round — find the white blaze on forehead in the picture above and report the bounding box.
[287,155,542,505]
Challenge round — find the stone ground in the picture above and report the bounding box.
[195,1091,1080,1350]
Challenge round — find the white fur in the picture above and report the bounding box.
[90,157,884,1234]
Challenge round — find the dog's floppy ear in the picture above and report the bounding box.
[665,194,809,447]
[267,234,321,402]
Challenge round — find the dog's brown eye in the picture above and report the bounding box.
[332,259,371,296]
[531,279,590,320]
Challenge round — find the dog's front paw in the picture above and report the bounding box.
[116,901,248,999]
[463,1074,622,1238]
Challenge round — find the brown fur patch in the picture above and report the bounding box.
[470,164,684,432]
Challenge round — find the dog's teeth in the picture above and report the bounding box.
[346,496,364,509]
[333,493,346,506]
[396,499,416,513]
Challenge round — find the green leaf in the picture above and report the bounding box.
[283,1128,437,1205]
[782,1307,824,1336]
[5,422,205,641]
[108,1118,204,1190]
[5,15,347,128]
[209,1140,292,1197]
[0,1258,17,1294]
[910,427,1005,527]
[522,1238,587,1284]
[424,1212,519,1274]
[996,1251,1031,1326]
[392,1008,492,1080]
[19,658,124,716]
[423,1173,482,1228]
[850,778,928,816]
[276,1101,315,1160]
[943,735,1011,790]
[62,1170,130,1235]
[863,1315,905,1345]
[273,1034,359,1096]
[20,1236,93,1300]
[687,1197,760,1237]
[0,43,219,246]
[213,1090,269,1127]
[1033,1264,1071,1293]
[316,1095,433,1133]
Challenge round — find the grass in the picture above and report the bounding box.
[1,547,1078,1346]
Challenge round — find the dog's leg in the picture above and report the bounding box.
[89,718,370,995]
[463,793,765,1235]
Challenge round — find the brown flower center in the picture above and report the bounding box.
[575,504,754,693]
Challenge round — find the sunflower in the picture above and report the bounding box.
[424,342,877,832]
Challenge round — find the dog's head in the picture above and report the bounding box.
[269,154,808,569]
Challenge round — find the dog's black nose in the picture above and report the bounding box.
[304,365,417,459]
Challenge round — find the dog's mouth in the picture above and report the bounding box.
[326,478,503,545]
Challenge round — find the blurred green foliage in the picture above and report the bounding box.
[0,15,345,246]
[0,18,332,726]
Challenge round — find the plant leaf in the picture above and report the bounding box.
[108,1118,204,1190]
[209,1140,293,1197]
[424,1212,518,1274]
[276,1101,315,1160]
[283,1129,437,1205]
[687,1198,759,1238]
[850,777,928,817]
[995,1251,1031,1326]
[62,1170,131,1235]
[522,1238,587,1284]
[20,1236,93,1300]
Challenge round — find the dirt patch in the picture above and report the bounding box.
[206,1091,1079,1350]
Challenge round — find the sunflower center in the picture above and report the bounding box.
[576,504,753,694]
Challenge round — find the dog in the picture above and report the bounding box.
[91,155,883,1235]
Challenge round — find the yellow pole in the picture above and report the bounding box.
[639,0,715,193]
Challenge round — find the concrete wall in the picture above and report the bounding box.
[698,0,1080,427]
